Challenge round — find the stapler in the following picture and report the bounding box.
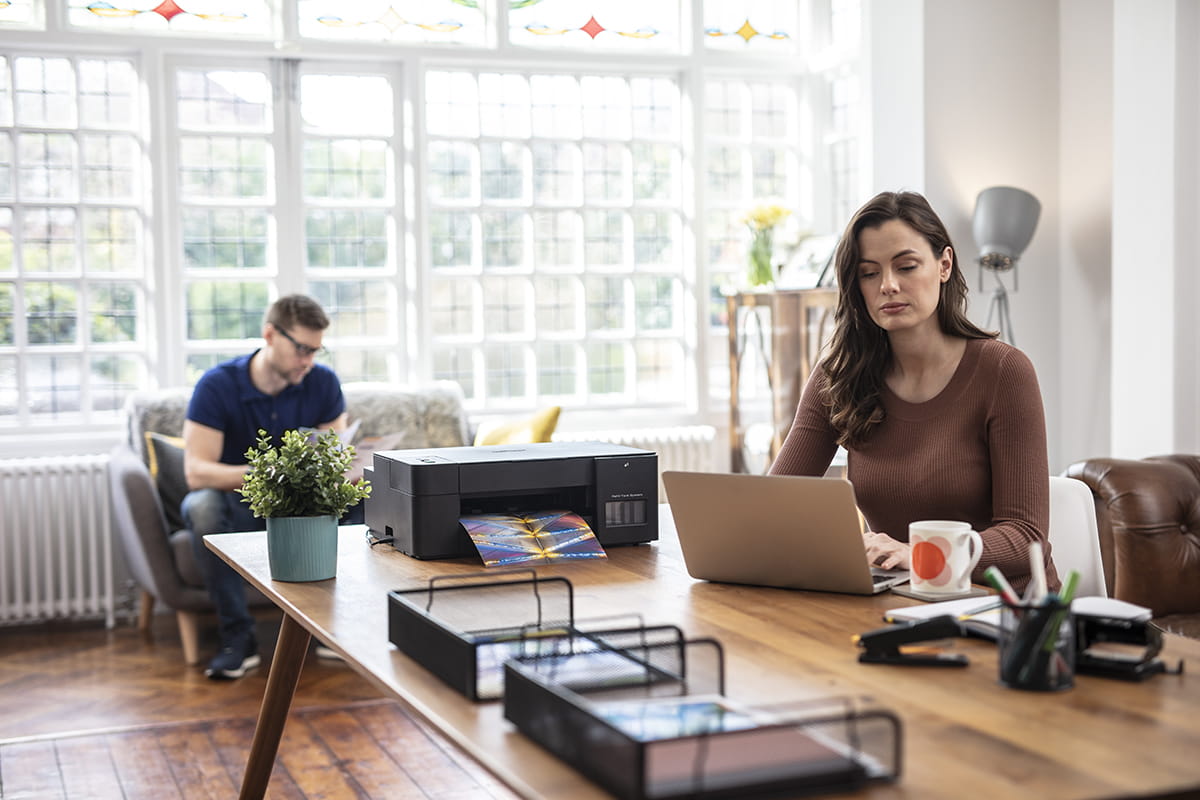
[1075,614,1185,681]
[856,615,969,667]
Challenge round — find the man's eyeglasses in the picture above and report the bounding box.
[275,326,328,358]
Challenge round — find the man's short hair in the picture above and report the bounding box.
[265,294,329,332]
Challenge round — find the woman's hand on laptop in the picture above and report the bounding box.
[863,531,911,570]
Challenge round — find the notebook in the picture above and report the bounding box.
[662,471,910,596]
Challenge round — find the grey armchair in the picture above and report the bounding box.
[109,381,470,663]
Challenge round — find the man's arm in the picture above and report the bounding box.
[183,419,250,492]
[315,412,348,433]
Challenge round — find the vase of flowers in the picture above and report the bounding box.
[742,204,793,288]
[239,428,372,582]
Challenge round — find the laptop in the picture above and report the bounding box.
[661,471,910,595]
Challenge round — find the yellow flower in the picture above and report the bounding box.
[742,204,792,231]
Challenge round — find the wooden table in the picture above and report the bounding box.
[207,515,1200,800]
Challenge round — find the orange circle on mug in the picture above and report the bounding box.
[912,540,946,580]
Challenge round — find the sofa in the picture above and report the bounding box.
[1065,455,1200,638]
[109,381,470,664]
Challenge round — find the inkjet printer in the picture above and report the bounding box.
[363,441,658,560]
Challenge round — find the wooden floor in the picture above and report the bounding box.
[0,611,518,799]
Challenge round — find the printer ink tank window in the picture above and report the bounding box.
[606,500,646,527]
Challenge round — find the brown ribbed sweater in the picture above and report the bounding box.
[770,338,1058,595]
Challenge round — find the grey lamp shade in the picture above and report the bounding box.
[972,186,1041,261]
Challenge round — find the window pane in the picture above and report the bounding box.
[634,276,675,331]
[583,210,626,268]
[22,207,77,273]
[90,282,138,343]
[89,353,141,413]
[485,343,528,401]
[301,74,392,136]
[82,133,139,200]
[26,353,82,418]
[481,211,525,268]
[587,342,626,395]
[430,278,478,338]
[67,0,273,36]
[534,275,580,335]
[308,278,390,337]
[537,341,578,397]
[533,211,580,270]
[186,280,269,340]
[703,0,798,51]
[303,138,389,201]
[176,70,270,131]
[326,348,390,384]
[26,280,78,344]
[430,211,475,270]
[14,56,75,128]
[585,276,626,332]
[182,208,269,270]
[510,0,682,53]
[636,339,682,401]
[428,141,478,203]
[432,346,477,401]
[482,275,531,336]
[78,58,138,129]
[0,281,13,344]
[179,136,270,199]
[306,210,389,270]
[298,0,487,45]
[18,132,77,201]
[84,207,141,273]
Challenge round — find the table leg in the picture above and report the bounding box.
[238,613,311,800]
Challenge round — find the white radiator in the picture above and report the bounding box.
[554,425,719,501]
[0,455,115,627]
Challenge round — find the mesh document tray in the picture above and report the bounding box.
[388,571,674,701]
[504,637,901,800]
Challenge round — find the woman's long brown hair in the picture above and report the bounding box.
[823,191,995,447]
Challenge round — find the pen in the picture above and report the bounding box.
[1025,541,1047,604]
[983,566,1020,606]
[956,599,1003,620]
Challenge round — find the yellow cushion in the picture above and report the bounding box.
[473,407,561,446]
[144,431,188,531]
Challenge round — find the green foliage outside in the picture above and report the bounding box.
[239,428,371,519]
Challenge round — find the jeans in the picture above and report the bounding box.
[182,490,366,645]
[182,489,263,643]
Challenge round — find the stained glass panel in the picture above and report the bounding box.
[297,0,485,45]
[0,0,42,28]
[509,0,680,53]
[67,0,273,37]
[704,0,797,52]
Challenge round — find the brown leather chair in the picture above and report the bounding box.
[1066,455,1200,638]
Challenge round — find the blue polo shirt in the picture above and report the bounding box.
[186,351,346,465]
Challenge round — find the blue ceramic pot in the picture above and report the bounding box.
[266,515,338,582]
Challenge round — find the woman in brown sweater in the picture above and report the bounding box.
[769,191,1058,595]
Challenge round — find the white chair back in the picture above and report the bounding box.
[1047,475,1107,597]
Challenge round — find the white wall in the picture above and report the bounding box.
[1058,0,1113,464]
[867,0,1200,470]
[919,0,1063,467]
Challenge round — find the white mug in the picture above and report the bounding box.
[908,520,983,595]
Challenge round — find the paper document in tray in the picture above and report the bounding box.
[591,695,865,796]
[460,510,607,567]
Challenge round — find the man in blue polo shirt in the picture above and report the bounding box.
[182,294,349,679]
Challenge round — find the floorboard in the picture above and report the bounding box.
[0,613,517,799]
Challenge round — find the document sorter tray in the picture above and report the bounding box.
[388,571,683,701]
[503,636,902,800]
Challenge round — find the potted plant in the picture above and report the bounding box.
[239,428,372,582]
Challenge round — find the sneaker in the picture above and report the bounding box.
[204,632,261,680]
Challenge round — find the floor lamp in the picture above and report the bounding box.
[971,186,1041,344]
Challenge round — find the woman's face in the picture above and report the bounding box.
[855,219,952,336]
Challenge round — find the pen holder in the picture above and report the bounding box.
[997,600,1075,692]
